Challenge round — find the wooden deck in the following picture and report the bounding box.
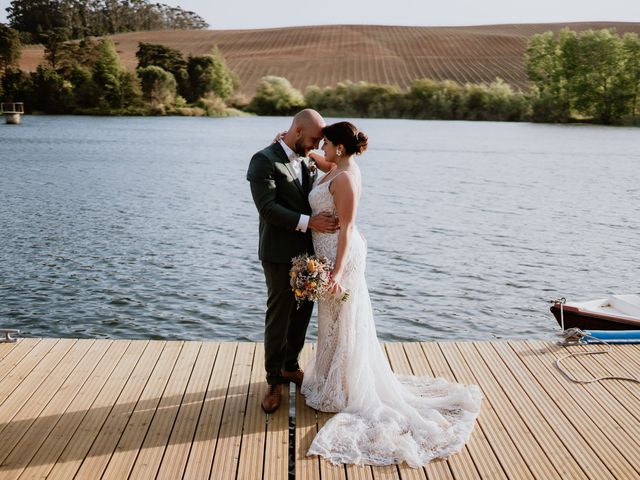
[0,339,638,479]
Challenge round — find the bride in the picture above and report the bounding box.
[300,121,482,468]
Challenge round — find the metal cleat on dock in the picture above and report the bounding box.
[0,329,20,343]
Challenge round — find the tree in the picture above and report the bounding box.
[7,0,66,43]
[1,67,32,102]
[7,0,208,42]
[138,65,176,111]
[43,26,70,68]
[0,24,21,74]
[248,76,304,115]
[68,65,98,109]
[136,42,188,96]
[525,28,640,124]
[92,39,140,109]
[525,30,571,122]
[186,49,235,102]
[31,64,73,112]
[568,29,632,124]
[621,33,640,120]
[53,37,103,77]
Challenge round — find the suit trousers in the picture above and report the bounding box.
[262,261,313,385]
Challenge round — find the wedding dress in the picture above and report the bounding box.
[301,167,482,467]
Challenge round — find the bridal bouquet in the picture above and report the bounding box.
[290,254,350,308]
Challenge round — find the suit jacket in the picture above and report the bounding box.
[247,142,317,264]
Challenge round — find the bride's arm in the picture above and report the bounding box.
[329,173,357,293]
[309,151,335,173]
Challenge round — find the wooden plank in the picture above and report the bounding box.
[402,342,457,480]
[35,340,155,480]
[126,341,203,479]
[423,342,534,480]
[210,342,255,479]
[404,342,505,480]
[0,339,39,374]
[14,340,132,480]
[475,341,592,480]
[444,342,559,480]
[576,344,640,410]
[317,409,347,480]
[91,341,184,480]
[0,340,18,364]
[71,341,179,480]
[345,464,374,480]
[296,343,321,480]
[236,342,267,480]
[352,344,400,480]
[0,339,77,427]
[0,340,107,479]
[493,341,617,480]
[263,345,290,480]
[156,342,221,480]
[1,339,638,480]
[0,339,57,406]
[182,342,237,479]
[529,342,640,465]
[381,343,422,480]
[579,343,640,405]
[511,341,638,479]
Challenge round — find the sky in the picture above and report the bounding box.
[1,0,639,29]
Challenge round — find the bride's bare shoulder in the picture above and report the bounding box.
[329,171,357,195]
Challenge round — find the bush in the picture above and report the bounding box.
[405,79,463,119]
[248,76,304,115]
[466,79,528,121]
[191,93,246,117]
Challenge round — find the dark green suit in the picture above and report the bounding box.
[247,142,317,385]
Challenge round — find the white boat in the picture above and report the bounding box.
[551,294,640,330]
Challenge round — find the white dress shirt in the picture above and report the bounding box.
[279,140,310,232]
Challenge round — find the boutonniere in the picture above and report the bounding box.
[307,159,317,175]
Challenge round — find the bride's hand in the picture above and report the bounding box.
[329,271,345,297]
[272,130,287,143]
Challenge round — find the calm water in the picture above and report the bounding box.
[1,116,638,342]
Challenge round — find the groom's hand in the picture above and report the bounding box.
[308,213,339,233]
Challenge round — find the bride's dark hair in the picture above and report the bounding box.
[322,122,368,156]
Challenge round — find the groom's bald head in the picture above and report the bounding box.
[285,109,326,156]
[291,109,324,130]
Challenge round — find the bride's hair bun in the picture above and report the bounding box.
[322,121,368,156]
[354,131,368,155]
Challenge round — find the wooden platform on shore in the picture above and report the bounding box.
[0,339,638,479]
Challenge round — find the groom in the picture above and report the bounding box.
[247,109,338,413]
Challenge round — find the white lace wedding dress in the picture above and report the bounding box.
[301,168,483,467]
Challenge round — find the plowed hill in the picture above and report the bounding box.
[18,22,640,94]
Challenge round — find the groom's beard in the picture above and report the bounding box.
[294,140,307,157]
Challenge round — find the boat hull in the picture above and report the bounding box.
[551,304,640,330]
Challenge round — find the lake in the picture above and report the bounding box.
[1,116,638,342]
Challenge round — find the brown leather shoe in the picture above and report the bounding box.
[282,368,304,387]
[261,383,282,413]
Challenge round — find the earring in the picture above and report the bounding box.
[337,150,342,157]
